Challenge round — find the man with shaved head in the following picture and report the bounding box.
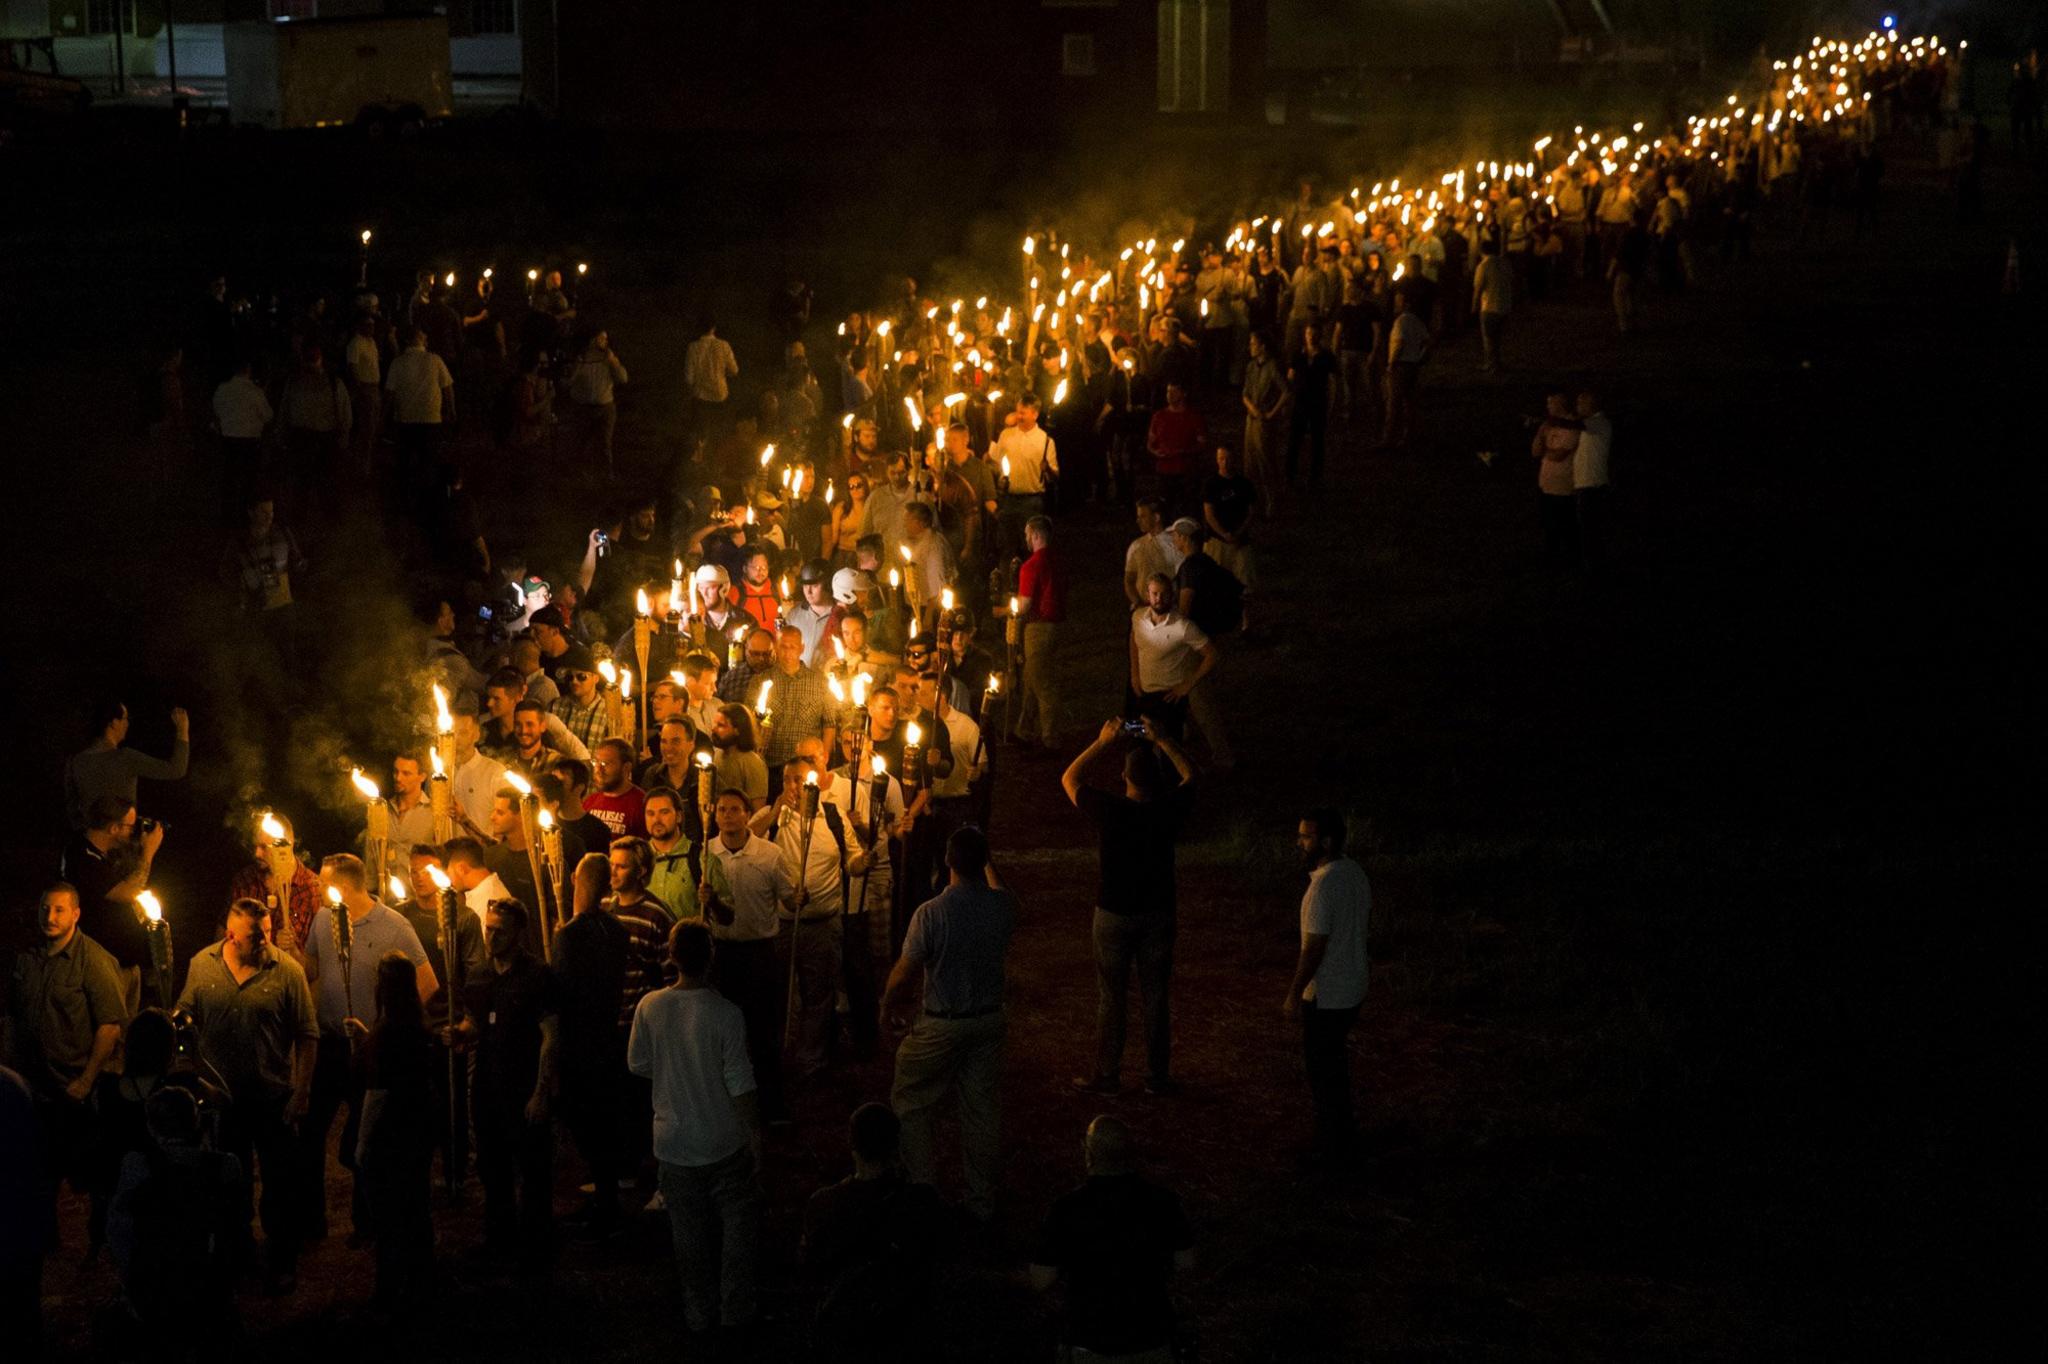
[1028,1115,1195,1362]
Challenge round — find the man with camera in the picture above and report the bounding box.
[61,796,164,1009]
[1061,716,1196,1098]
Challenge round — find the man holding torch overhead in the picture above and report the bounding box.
[301,855,435,1245]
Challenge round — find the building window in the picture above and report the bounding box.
[1062,34,1097,77]
[1157,0,1230,113]
[270,0,319,19]
[86,0,129,34]
[471,0,519,35]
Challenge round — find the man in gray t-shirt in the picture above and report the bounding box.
[298,854,435,1241]
[882,826,1014,1220]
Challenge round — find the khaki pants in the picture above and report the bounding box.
[1018,621,1060,745]
[891,1009,1004,1219]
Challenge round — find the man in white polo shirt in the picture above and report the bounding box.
[1127,573,1215,743]
[699,789,795,1123]
[1286,806,1370,1160]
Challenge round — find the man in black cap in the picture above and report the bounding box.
[527,605,575,685]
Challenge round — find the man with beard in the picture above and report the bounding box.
[483,671,589,770]
[639,719,705,842]
[708,704,770,809]
[384,754,438,885]
[717,627,778,705]
[548,647,611,757]
[643,787,700,921]
[174,898,317,1291]
[585,738,650,841]
[1286,808,1370,1161]
[502,700,578,782]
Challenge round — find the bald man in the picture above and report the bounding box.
[1029,1116,1194,1360]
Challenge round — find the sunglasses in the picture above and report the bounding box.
[568,671,595,682]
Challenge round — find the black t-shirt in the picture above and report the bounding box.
[1334,301,1376,353]
[550,910,628,1059]
[1032,1174,1193,1354]
[803,1174,951,1339]
[1201,475,1257,539]
[1077,784,1189,917]
[400,901,487,1020]
[465,955,557,1103]
[1173,552,1239,639]
[60,836,147,968]
[1289,349,1336,403]
[570,812,614,858]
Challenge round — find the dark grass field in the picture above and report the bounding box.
[3,90,2041,1360]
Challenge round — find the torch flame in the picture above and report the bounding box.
[1009,596,1021,615]
[872,755,888,776]
[137,890,162,923]
[537,808,555,831]
[350,767,381,801]
[756,679,774,712]
[325,885,344,906]
[695,751,713,769]
[621,670,633,699]
[760,444,776,467]
[824,480,835,505]
[389,874,410,903]
[986,674,1001,694]
[804,770,820,787]
[360,229,372,245]
[853,673,870,706]
[503,770,532,797]
[905,721,922,747]
[888,568,901,588]
[433,683,453,735]
[425,864,452,891]
[899,544,914,563]
[637,587,652,616]
[828,675,846,703]
[1001,455,1011,479]
[430,749,445,778]
[941,588,955,611]
[260,811,287,842]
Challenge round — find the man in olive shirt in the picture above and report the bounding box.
[177,898,318,1287]
[2,884,128,1208]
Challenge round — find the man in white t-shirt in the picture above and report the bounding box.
[628,921,762,1332]
[384,326,455,478]
[1573,390,1613,573]
[1287,807,1370,1159]
[1127,574,1215,742]
[1121,497,1185,608]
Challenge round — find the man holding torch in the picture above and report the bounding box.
[751,752,859,1077]
[301,855,436,1245]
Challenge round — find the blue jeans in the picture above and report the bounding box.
[659,1146,762,1330]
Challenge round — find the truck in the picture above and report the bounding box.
[223,15,451,133]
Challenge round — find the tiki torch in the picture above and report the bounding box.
[424,862,463,1195]
[431,684,456,843]
[504,770,554,961]
[325,885,354,1025]
[351,767,389,890]
[783,770,821,1050]
[634,588,655,748]
[136,890,172,1009]
[258,810,298,953]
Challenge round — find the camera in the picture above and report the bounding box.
[1120,720,1147,739]
[137,815,163,837]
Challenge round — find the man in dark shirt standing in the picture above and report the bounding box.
[802,1101,949,1359]
[552,852,630,1236]
[1062,719,1196,1096]
[1285,321,1337,486]
[2,884,128,1228]
[60,796,162,1005]
[1029,1115,1194,1362]
[455,899,559,1270]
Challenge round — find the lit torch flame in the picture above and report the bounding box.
[433,683,453,735]
[260,811,287,842]
[350,767,381,801]
[426,864,452,891]
[137,890,162,923]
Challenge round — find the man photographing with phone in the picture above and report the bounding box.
[1061,715,1195,1098]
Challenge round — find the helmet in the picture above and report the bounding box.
[831,568,872,606]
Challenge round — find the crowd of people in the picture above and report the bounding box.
[5,27,1958,1362]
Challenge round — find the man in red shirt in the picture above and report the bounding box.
[583,737,649,839]
[1144,382,1206,512]
[1013,516,1067,749]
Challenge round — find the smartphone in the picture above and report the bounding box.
[1120,720,1147,738]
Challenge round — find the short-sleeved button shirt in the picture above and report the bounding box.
[902,882,1015,1016]
[3,931,128,1097]
[176,942,318,1102]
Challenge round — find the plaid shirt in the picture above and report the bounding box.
[550,694,611,754]
[229,859,321,948]
[759,663,833,765]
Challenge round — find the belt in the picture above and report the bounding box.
[923,1004,1000,1020]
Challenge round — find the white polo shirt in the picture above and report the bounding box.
[1300,856,1370,1009]
[385,346,453,425]
[1130,608,1209,693]
[1573,411,1612,489]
